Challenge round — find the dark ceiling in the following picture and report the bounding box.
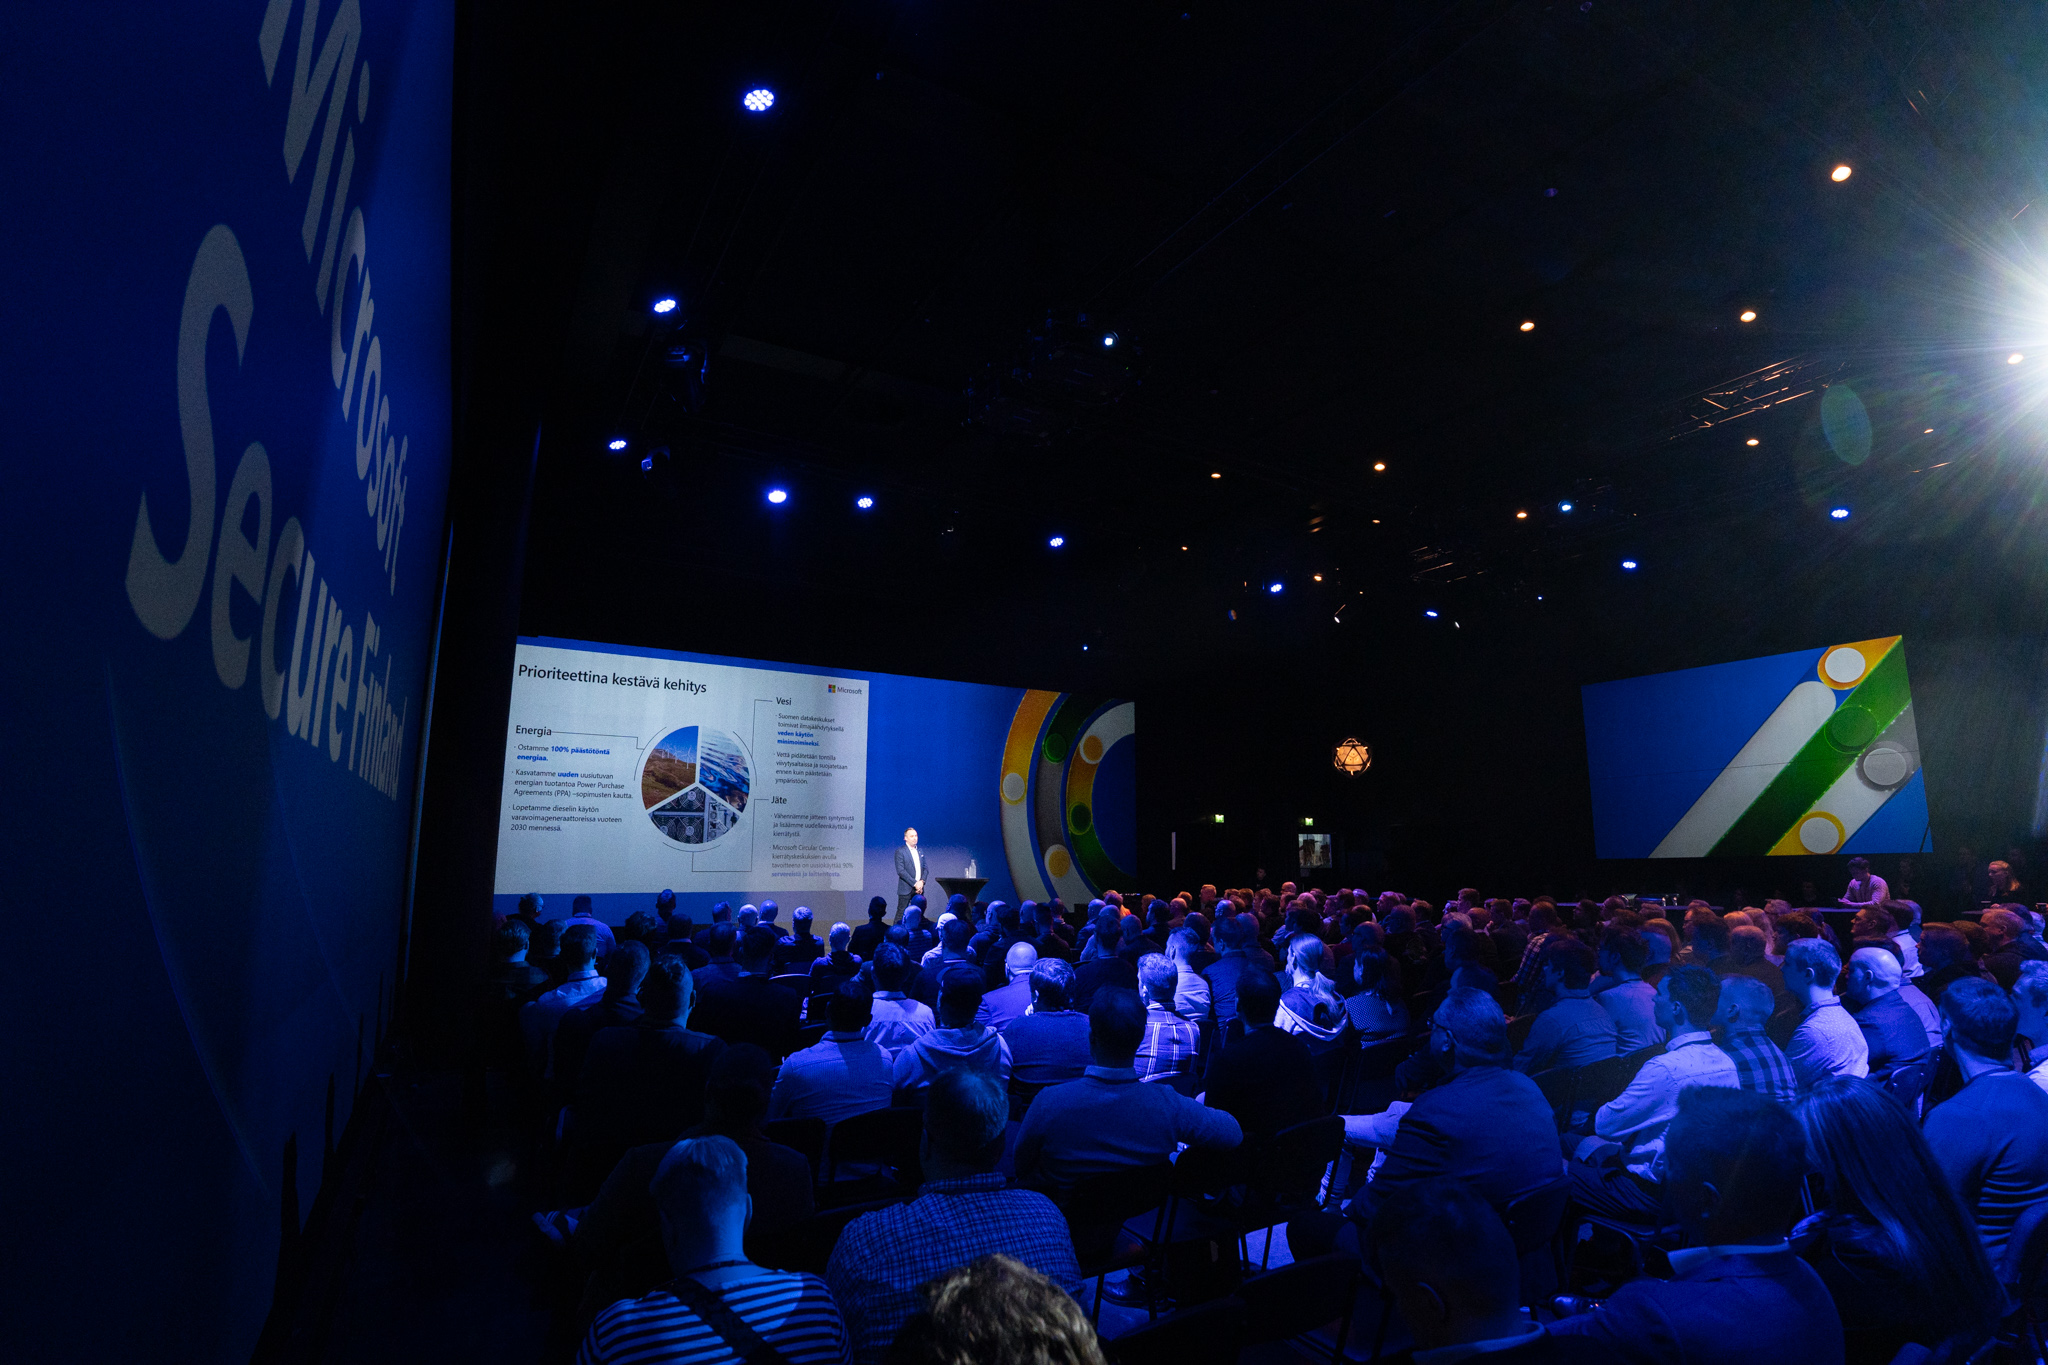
[464,0,2048,694]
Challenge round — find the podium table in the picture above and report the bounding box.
[933,876,989,908]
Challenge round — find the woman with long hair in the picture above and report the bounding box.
[1793,1076,2007,1364]
[1274,932,1351,1053]
[1344,944,1409,1042]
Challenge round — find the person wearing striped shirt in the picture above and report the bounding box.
[1711,976,1799,1105]
[1134,954,1200,1082]
[578,1135,850,1365]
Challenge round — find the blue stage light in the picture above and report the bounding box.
[1425,609,1439,618]
[1559,501,1574,512]
[1048,535,1065,548]
[640,456,653,472]
[1102,332,1119,348]
[855,495,875,510]
[652,297,677,314]
[608,438,627,451]
[742,88,775,113]
[1621,559,1639,570]
[767,487,788,504]
[1268,582,1283,594]
[1830,506,1851,519]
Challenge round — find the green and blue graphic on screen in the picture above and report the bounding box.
[1583,637,1931,859]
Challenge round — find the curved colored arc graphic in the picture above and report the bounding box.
[1035,694,1105,903]
[999,690,1060,902]
[1065,702,1136,889]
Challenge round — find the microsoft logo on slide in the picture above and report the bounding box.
[827,684,862,694]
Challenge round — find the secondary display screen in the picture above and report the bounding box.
[1582,636,1930,859]
[493,636,1136,918]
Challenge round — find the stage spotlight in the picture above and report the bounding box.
[1558,501,1573,512]
[855,495,875,510]
[1519,320,1536,332]
[1210,471,1222,479]
[766,487,788,504]
[1424,609,1439,618]
[742,88,776,112]
[1831,164,1852,182]
[1621,559,1639,570]
[640,456,653,472]
[1740,310,1757,322]
[1373,461,1387,472]
[1102,332,1119,347]
[1048,535,1065,548]
[1925,428,1934,434]
[2010,353,2026,365]
[1747,438,1760,446]
[1269,582,1283,594]
[1313,573,1323,582]
[1515,510,1528,519]
[608,438,628,451]
[652,297,678,314]
[1830,506,1851,519]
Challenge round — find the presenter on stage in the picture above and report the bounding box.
[894,827,925,916]
[1838,856,1889,909]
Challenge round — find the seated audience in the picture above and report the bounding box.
[1344,945,1410,1042]
[891,967,1013,1101]
[1877,900,1923,978]
[1551,1087,1846,1365]
[774,906,825,969]
[1792,1077,2006,1365]
[975,942,1037,1032]
[1165,928,1213,1019]
[828,1070,1081,1364]
[574,957,727,1191]
[1712,975,1799,1104]
[1782,939,1869,1089]
[1677,906,1731,972]
[576,1136,848,1365]
[1915,923,1983,1006]
[2017,961,2048,1085]
[884,1255,1106,1365]
[522,923,609,1066]
[486,919,550,1004]
[1981,906,2048,990]
[1202,966,1321,1144]
[1013,987,1242,1191]
[1068,906,1138,1009]
[850,897,889,959]
[1922,977,2048,1261]
[1292,988,1560,1258]
[553,940,649,1096]
[1720,924,1788,1000]
[863,943,936,1055]
[1513,937,1619,1074]
[809,921,863,987]
[1182,913,1221,974]
[565,894,618,958]
[692,925,803,1053]
[1275,933,1351,1053]
[1570,966,1740,1224]
[692,922,742,988]
[768,980,894,1124]
[1199,909,1259,1026]
[1368,1178,1624,1364]
[1595,927,1664,1053]
[1133,953,1200,1082]
[1001,959,1093,1089]
[1837,946,1930,1081]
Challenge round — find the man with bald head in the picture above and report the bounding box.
[976,941,1039,1031]
[1839,945,1932,1082]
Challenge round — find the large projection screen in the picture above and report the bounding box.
[494,637,1137,918]
[1582,636,1931,859]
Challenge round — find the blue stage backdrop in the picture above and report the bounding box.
[0,4,452,1360]
[493,637,1139,925]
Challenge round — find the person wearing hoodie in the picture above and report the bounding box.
[892,967,1013,1102]
[1274,933,1353,1056]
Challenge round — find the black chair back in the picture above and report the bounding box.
[1505,1012,1539,1054]
[1882,1058,1933,1117]
[1250,1115,1345,1211]
[1347,1034,1421,1114]
[1530,1064,1577,1132]
[1578,1044,1660,1111]
[1500,1172,1572,1303]
[769,973,813,991]
[824,1105,924,1186]
[754,1196,902,1275]
[1107,1296,1247,1365]
[762,1116,827,1182]
[1056,1162,1175,1268]
[1238,1252,1359,1352]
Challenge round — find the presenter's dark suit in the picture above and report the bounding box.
[894,844,926,914]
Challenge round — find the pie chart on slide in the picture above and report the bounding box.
[641,724,751,846]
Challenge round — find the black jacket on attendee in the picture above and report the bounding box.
[850,919,888,959]
[691,973,802,1052]
[552,995,644,1099]
[1345,1063,1559,1224]
[1203,1024,1321,1144]
[1070,954,1137,1011]
[1849,991,1931,1080]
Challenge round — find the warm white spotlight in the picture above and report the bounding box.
[1210,471,1221,479]
[1519,320,1536,332]
[1740,310,1757,323]
[1515,510,1528,520]
[2010,353,2026,365]
[1746,438,1760,446]
[1373,461,1387,472]
[1831,165,1852,182]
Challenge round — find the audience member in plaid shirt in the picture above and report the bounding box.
[827,1069,1080,1365]
[1713,976,1800,1103]
[1134,954,1201,1081]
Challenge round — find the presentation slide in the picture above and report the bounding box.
[1582,636,1931,859]
[494,636,1137,920]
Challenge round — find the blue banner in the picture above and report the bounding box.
[0,3,452,1359]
